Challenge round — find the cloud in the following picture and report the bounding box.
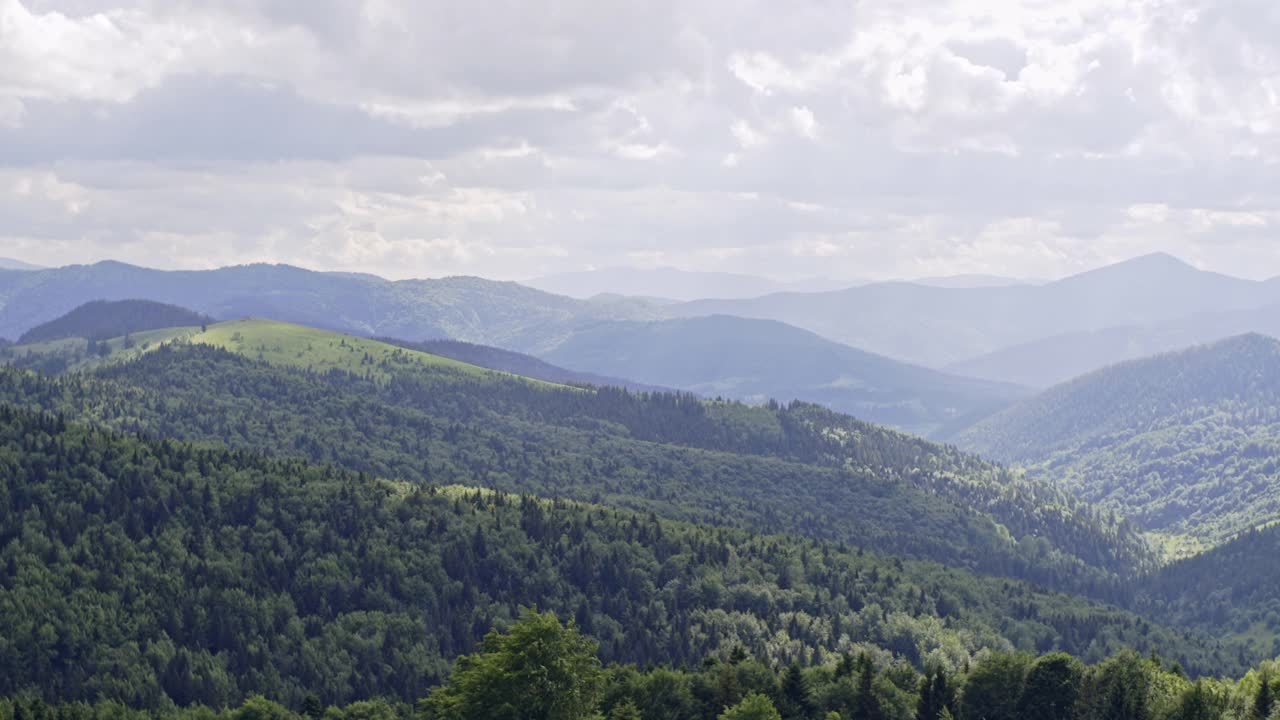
[1,0,1279,282]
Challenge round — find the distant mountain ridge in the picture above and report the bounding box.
[0,261,659,349]
[0,261,1022,434]
[668,254,1280,367]
[526,266,861,301]
[945,303,1280,388]
[953,333,1280,551]
[541,314,1028,437]
[0,257,43,271]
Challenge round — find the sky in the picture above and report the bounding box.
[1,0,1278,282]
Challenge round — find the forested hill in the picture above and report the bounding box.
[538,315,1027,437]
[0,322,1151,598]
[0,403,1249,709]
[953,334,1280,550]
[1142,522,1280,649]
[378,337,670,393]
[17,300,215,343]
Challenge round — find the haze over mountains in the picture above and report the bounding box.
[670,253,1280,367]
[526,267,862,301]
[9,253,1280,437]
[526,266,1034,301]
[0,257,43,271]
[540,315,1024,436]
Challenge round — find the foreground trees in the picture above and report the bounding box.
[419,610,603,720]
[1,611,1278,720]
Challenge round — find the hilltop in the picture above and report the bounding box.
[18,299,215,344]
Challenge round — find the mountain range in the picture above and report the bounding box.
[3,287,1280,711]
[669,254,1280,368]
[540,315,1025,436]
[0,257,43,271]
[0,263,1022,433]
[945,303,1280,388]
[11,254,1280,436]
[525,266,862,301]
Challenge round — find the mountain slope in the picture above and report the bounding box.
[954,334,1280,551]
[0,258,42,271]
[0,261,657,348]
[0,402,1241,710]
[0,321,1152,598]
[381,337,671,392]
[1143,522,1280,646]
[540,315,1027,437]
[18,299,215,344]
[669,254,1280,367]
[946,303,1280,388]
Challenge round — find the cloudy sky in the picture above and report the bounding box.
[1,0,1278,281]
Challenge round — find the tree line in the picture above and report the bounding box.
[4,610,1278,720]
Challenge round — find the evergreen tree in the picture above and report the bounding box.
[1256,670,1274,720]
[850,654,881,720]
[779,665,812,719]
[1172,681,1220,720]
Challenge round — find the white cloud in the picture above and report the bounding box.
[789,106,817,139]
[2,0,1280,281]
[730,119,766,149]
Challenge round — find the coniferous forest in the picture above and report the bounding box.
[1,307,1280,720]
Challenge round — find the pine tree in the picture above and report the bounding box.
[1255,670,1274,720]
[780,664,812,719]
[851,654,881,720]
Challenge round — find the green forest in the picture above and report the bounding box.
[2,309,1279,720]
[0,338,1150,599]
[956,334,1280,553]
[0,402,1242,709]
[5,610,1280,720]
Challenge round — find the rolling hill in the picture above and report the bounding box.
[669,254,1280,368]
[0,319,1152,598]
[953,334,1280,553]
[540,315,1028,437]
[18,299,215,344]
[381,337,671,393]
